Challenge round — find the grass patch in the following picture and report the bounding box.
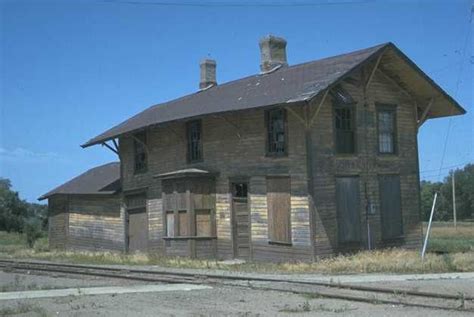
[0,224,473,274]
[423,222,474,253]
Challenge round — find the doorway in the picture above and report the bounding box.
[126,193,148,253]
[231,182,250,259]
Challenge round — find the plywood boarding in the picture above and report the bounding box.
[266,177,291,243]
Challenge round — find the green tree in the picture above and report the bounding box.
[420,163,474,221]
[0,178,28,232]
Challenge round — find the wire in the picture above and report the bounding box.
[420,162,470,174]
[101,0,375,7]
[435,8,472,183]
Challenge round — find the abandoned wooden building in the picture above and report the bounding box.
[43,36,466,261]
[39,162,124,251]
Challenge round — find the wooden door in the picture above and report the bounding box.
[379,175,403,240]
[128,211,148,252]
[232,182,250,259]
[336,177,361,243]
[126,193,148,252]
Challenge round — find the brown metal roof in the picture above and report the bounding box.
[38,162,120,200]
[82,42,466,147]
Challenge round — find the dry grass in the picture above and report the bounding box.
[1,226,473,274]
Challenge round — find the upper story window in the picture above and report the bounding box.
[332,85,356,155]
[266,108,287,156]
[377,105,397,154]
[187,120,202,163]
[133,131,147,174]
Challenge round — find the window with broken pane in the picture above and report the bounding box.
[187,120,202,162]
[133,131,147,173]
[266,108,287,156]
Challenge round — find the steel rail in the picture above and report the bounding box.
[0,259,471,301]
[0,259,471,311]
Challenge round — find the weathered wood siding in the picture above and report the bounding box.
[311,71,422,258]
[48,196,69,249]
[67,195,124,251]
[120,107,312,261]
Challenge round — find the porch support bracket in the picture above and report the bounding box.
[417,97,434,128]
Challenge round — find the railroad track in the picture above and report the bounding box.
[0,259,472,312]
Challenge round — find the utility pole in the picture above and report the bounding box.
[452,171,457,228]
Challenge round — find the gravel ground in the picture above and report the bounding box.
[352,278,474,297]
[0,271,473,316]
[0,271,147,292]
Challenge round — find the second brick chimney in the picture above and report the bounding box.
[200,59,217,90]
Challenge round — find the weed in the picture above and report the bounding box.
[279,301,311,313]
[0,302,49,316]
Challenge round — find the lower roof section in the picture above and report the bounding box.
[38,162,121,201]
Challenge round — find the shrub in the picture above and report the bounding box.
[24,219,43,248]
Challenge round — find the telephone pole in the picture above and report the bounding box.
[452,171,457,228]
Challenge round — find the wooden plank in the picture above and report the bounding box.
[266,177,291,243]
[309,89,329,127]
[365,51,385,89]
[335,177,361,243]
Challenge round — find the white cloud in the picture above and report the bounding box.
[0,147,61,162]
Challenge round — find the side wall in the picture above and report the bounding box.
[48,195,125,252]
[67,195,125,251]
[311,71,422,258]
[120,107,312,261]
[48,196,69,249]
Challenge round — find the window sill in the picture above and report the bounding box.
[268,240,292,246]
[163,236,217,240]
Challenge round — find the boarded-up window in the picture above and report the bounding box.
[266,177,291,244]
[178,211,189,236]
[336,177,361,243]
[196,210,211,236]
[187,120,202,162]
[266,108,287,156]
[166,211,174,237]
[379,175,403,239]
[133,131,147,173]
[377,106,397,154]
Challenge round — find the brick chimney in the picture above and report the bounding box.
[259,35,288,73]
[199,59,217,90]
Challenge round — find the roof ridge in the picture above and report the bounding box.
[145,42,391,110]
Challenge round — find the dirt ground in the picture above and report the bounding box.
[0,271,473,316]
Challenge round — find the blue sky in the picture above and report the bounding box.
[1,0,472,202]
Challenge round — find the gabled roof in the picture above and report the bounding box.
[82,42,465,148]
[38,162,120,201]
